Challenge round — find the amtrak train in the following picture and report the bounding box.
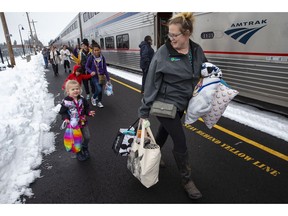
[52,12,288,109]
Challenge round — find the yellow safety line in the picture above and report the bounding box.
[110,77,141,93]
[111,76,288,162]
[198,118,288,161]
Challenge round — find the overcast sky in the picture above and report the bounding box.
[0,12,78,46]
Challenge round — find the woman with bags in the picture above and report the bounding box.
[138,12,207,200]
[85,43,111,108]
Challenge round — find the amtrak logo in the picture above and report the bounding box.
[224,20,267,44]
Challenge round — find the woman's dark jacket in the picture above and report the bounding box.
[138,39,207,118]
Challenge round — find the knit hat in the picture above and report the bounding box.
[81,38,89,47]
[73,65,81,73]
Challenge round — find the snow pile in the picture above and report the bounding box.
[0,55,57,203]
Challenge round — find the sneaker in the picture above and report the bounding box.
[97,101,104,108]
[86,94,90,100]
[91,97,97,106]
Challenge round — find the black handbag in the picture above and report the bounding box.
[112,118,139,156]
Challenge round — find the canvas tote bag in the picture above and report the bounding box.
[127,120,161,188]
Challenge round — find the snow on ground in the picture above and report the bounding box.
[0,55,57,203]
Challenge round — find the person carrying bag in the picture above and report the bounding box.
[85,43,111,108]
[137,13,204,199]
[127,119,161,188]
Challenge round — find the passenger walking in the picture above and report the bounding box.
[61,65,96,90]
[139,35,154,94]
[73,44,80,58]
[138,12,207,200]
[59,80,95,161]
[85,43,111,108]
[71,44,80,65]
[79,39,95,100]
[49,45,61,76]
[41,47,49,69]
[60,45,71,73]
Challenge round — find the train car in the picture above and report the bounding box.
[53,12,172,69]
[51,13,81,48]
[192,12,288,109]
[80,12,172,71]
[53,12,288,109]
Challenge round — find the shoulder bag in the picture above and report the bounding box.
[150,100,177,119]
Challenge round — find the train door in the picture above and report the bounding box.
[155,13,172,48]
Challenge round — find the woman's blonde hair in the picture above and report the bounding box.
[64,80,82,95]
[168,12,195,35]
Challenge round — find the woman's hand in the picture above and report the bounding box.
[139,118,150,128]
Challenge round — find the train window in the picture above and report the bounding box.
[105,36,115,49]
[100,38,104,49]
[83,12,99,22]
[61,20,78,38]
[116,34,129,49]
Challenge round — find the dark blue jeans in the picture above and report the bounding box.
[82,78,95,95]
[92,79,103,101]
[43,57,48,68]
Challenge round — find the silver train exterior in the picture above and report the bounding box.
[52,12,288,108]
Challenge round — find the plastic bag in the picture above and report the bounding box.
[104,83,113,96]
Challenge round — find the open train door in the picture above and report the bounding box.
[156,13,172,48]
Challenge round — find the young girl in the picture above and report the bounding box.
[85,43,111,108]
[62,65,96,90]
[59,80,95,161]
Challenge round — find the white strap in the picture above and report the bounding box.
[140,120,156,147]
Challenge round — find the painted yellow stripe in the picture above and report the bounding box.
[111,76,288,162]
[197,118,288,162]
[110,77,141,93]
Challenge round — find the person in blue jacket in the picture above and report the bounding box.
[85,43,111,108]
[139,35,154,94]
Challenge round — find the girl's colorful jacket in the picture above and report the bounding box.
[85,54,110,82]
[59,95,91,128]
